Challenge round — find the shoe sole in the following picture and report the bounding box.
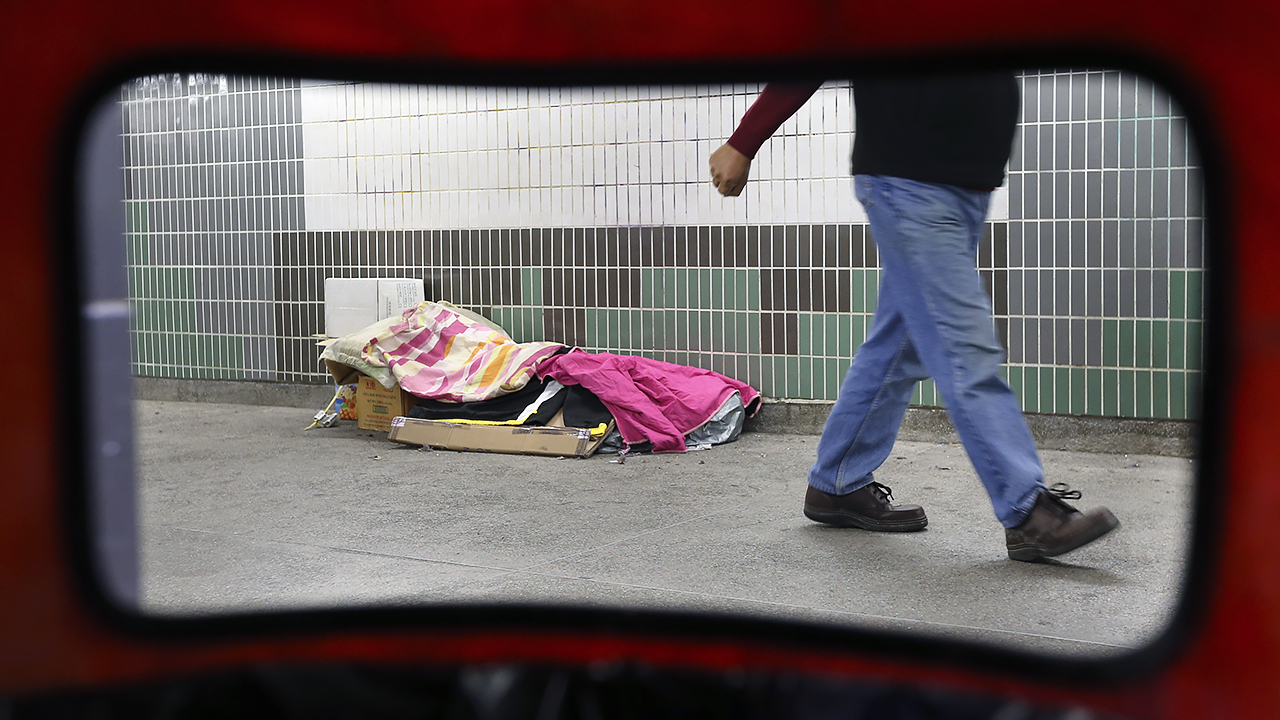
[803,505,928,532]
[1007,511,1121,562]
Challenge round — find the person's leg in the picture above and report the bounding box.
[856,175,1043,528]
[807,266,928,496]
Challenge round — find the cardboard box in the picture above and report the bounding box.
[354,375,419,432]
[322,359,418,432]
[388,412,612,458]
[324,278,425,338]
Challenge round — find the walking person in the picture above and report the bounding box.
[709,72,1119,561]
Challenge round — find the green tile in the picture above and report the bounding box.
[1040,367,1056,413]
[1187,322,1203,370]
[823,315,841,360]
[1168,321,1186,369]
[729,270,747,311]
[1119,368,1136,417]
[1151,320,1169,369]
[747,354,765,395]
[851,271,866,313]
[852,316,868,353]
[1135,320,1152,369]
[1186,371,1201,417]
[1186,270,1203,320]
[1170,371,1187,420]
[1136,369,1152,418]
[1152,370,1170,419]
[920,378,941,407]
[639,269,656,309]
[798,313,813,356]
[826,358,845,401]
[1086,368,1103,416]
[619,309,635,349]
[746,312,761,354]
[797,357,813,399]
[1102,319,1119,367]
[637,310,655,349]
[1053,367,1070,414]
[910,383,923,406]
[1070,367,1086,415]
[838,317,853,358]
[585,309,600,348]
[1103,368,1119,416]
[699,269,714,309]
[866,270,881,313]
[1007,366,1024,407]
[1023,367,1040,413]
[669,310,685,350]
[756,356,775,397]
[660,269,677,309]
[708,311,723,351]
[1118,320,1135,368]
[785,356,801,398]
[1169,270,1187,319]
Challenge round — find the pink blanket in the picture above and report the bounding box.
[537,351,761,453]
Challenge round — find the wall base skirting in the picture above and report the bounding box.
[133,378,1195,458]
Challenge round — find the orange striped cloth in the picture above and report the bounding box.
[362,302,564,402]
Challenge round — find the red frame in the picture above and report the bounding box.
[0,0,1271,716]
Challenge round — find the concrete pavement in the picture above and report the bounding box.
[135,399,1195,659]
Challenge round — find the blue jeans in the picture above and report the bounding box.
[807,175,1044,528]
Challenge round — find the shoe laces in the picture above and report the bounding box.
[1047,482,1082,500]
[869,481,896,503]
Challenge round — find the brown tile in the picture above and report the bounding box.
[993,222,1009,267]
[760,312,800,355]
[745,226,760,267]
[657,226,675,267]
[699,226,714,267]
[550,228,566,266]
[543,308,588,346]
[497,229,513,266]
[709,226,724,267]
[823,270,840,313]
[993,269,1008,316]
[475,229,491,267]
[769,226,786,268]
[796,225,812,268]
[627,227,645,268]
[575,268,590,307]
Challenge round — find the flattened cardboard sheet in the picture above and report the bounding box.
[387,412,611,458]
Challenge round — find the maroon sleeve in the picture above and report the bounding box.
[726,81,824,159]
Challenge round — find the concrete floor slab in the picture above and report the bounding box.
[133,400,1194,659]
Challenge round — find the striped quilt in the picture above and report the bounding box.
[362,302,564,402]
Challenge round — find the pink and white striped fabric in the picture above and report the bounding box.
[362,302,563,402]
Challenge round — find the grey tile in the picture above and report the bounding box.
[1136,270,1153,317]
[1120,269,1137,317]
[1039,124,1055,171]
[1056,74,1073,122]
[1056,123,1072,168]
[1086,318,1104,365]
[1103,269,1120,316]
[1039,317,1055,363]
[1118,120,1137,170]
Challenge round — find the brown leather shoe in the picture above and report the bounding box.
[803,482,928,532]
[1006,483,1119,562]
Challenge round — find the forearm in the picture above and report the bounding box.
[726,80,824,158]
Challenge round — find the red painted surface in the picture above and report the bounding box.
[2,0,1278,716]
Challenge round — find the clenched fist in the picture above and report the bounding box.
[709,143,751,197]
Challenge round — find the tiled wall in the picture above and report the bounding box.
[121,74,304,380]
[121,70,1204,420]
